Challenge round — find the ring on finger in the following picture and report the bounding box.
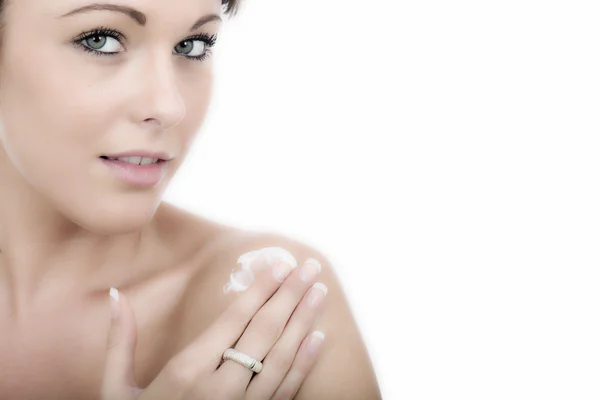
[222,348,263,373]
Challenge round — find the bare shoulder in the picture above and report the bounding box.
[153,202,237,262]
[172,223,382,400]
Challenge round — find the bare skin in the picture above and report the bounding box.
[0,0,381,398]
[0,203,225,398]
[0,203,381,399]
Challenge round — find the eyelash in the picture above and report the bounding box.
[72,26,217,62]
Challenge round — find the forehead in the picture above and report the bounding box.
[10,0,222,22]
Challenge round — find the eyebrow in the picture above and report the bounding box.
[60,3,222,31]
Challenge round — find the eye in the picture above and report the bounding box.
[174,40,206,57]
[73,27,125,56]
[173,33,217,61]
[83,35,123,53]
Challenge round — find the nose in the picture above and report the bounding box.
[130,54,187,130]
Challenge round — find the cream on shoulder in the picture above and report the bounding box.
[223,246,299,294]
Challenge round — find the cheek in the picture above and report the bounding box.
[0,68,112,185]
[0,40,114,155]
[0,54,135,227]
[178,71,214,148]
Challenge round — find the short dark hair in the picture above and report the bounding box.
[222,0,241,16]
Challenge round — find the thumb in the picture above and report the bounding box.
[101,287,142,400]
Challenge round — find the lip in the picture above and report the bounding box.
[101,150,174,161]
[100,158,168,187]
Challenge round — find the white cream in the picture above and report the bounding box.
[223,246,299,294]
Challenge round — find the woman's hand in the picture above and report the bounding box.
[100,257,328,400]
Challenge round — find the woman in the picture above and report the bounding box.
[0,0,381,398]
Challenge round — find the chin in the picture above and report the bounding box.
[61,195,163,235]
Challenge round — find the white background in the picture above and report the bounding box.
[164,1,600,398]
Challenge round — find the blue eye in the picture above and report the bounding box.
[73,27,125,56]
[173,33,218,61]
[175,40,206,57]
[83,35,123,53]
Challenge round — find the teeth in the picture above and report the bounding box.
[140,157,158,165]
[116,156,159,165]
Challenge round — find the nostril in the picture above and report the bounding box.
[143,118,161,125]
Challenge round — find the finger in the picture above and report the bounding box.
[246,282,327,399]
[270,330,326,400]
[159,257,297,383]
[100,287,141,400]
[215,258,323,388]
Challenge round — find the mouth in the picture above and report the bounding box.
[99,154,170,187]
[99,155,168,165]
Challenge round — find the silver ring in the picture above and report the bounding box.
[222,348,263,373]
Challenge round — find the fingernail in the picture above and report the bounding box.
[299,258,322,283]
[308,282,328,308]
[273,261,293,282]
[261,247,299,271]
[109,287,120,319]
[307,330,325,355]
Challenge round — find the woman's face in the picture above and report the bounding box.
[0,0,221,234]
